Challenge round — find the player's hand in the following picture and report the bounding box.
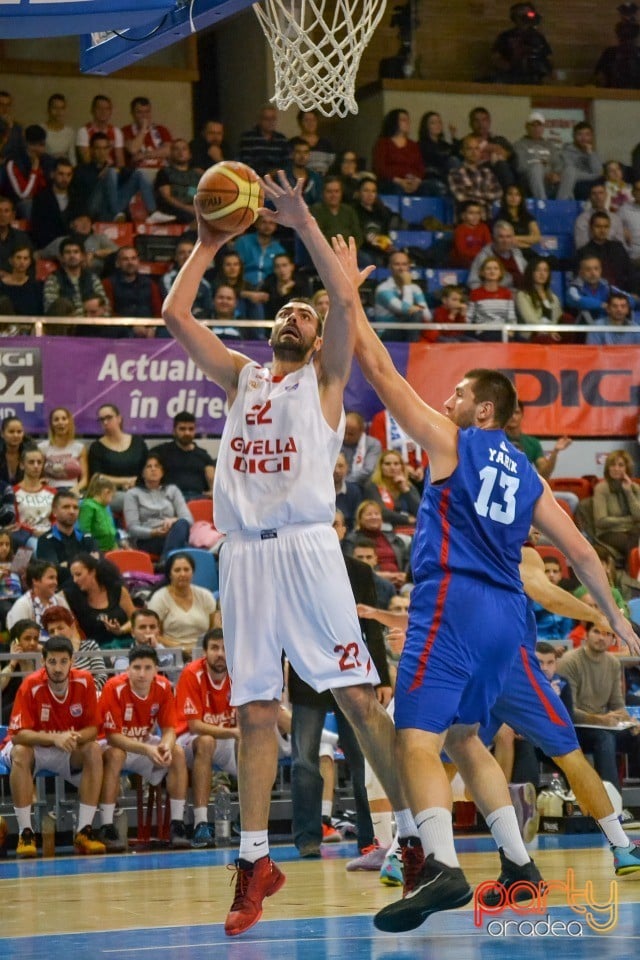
[376,685,393,707]
[330,234,375,289]
[147,744,171,766]
[54,731,79,753]
[356,603,377,620]
[258,172,310,229]
[194,196,244,249]
[616,619,640,657]
[555,436,572,452]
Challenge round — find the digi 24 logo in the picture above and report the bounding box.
[0,349,43,413]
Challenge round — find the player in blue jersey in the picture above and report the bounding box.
[330,235,640,933]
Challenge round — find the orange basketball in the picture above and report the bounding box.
[196,161,264,232]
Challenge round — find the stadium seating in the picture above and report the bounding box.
[550,477,593,500]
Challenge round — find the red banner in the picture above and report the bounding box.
[405,343,640,438]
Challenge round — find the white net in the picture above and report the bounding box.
[253,0,387,118]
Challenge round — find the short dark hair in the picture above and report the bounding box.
[91,94,111,110]
[59,236,85,256]
[25,124,46,145]
[535,641,558,657]
[202,627,224,650]
[590,211,610,226]
[128,644,158,665]
[52,489,79,510]
[353,536,378,551]
[465,368,518,427]
[53,157,73,172]
[131,96,151,111]
[48,93,66,109]
[10,619,39,642]
[25,559,57,588]
[44,635,73,657]
[131,608,161,628]
[89,131,110,148]
[173,411,196,427]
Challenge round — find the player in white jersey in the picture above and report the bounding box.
[163,173,411,938]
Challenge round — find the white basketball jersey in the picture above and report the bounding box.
[214,361,344,532]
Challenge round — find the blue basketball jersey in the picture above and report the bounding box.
[411,427,544,590]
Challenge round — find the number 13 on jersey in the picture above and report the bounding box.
[474,466,520,525]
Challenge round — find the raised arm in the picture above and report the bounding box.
[520,545,608,625]
[330,234,458,478]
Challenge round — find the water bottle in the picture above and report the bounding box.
[214,788,231,845]
[42,811,56,858]
[115,808,129,852]
[547,773,564,817]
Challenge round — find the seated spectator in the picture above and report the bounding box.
[78,474,118,552]
[6,558,70,631]
[38,407,88,495]
[448,134,503,221]
[0,530,21,621]
[98,644,190,850]
[123,96,171,175]
[450,200,492,268]
[0,245,42,317]
[345,499,408,588]
[13,443,56,548]
[0,89,24,164]
[368,407,427,483]
[417,111,460,196]
[239,104,289,177]
[76,94,124,167]
[41,605,107,691]
[574,181,625,249]
[42,237,107,318]
[30,157,74,249]
[312,288,329,320]
[350,536,396,608]
[604,160,634,211]
[211,283,242,339]
[88,404,148,514]
[0,482,16,532]
[532,556,575,645]
[310,176,363,248]
[3,124,52,217]
[566,254,636,324]
[71,132,161,224]
[333,461,361,531]
[505,399,572,481]
[0,196,32,274]
[593,449,640,559]
[468,220,527,289]
[327,149,363,204]
[123,453,192,559]
[233,214,286,292]
[467,256,516,337]
[0,634,106,858]
[294,109,335,176]
[0,619,40,724]
[373,249,431,341]
[342,411,382,485]
[175,626,238,848]
[0,415,26,485]
[130,606,181,678]
[190,119,227,171]
[284,138,323,207]
[148,552,217,654]
[363,449,421,526]
[467,105,517,191]
[422,284,471,343]
[154,411,215,501]
[43,93,75,165]
[103,246,162,337]
[35,491,99,587]
[557,623,640,793]
[577,211,636,291]
[161,239,213,320]
[154,139,199,224]
[515,256,564,341]
[494,184,541,253]
[352,176,398,268]
[586,290,640,344]
[513,112,563,200]
[37,212,119,277]
[557,122,603,200]
[261,253,311,319]
[64,553,134,650]
[372,108,430,196]
[209,249,266,323]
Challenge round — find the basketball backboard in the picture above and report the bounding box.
[79,0,255,75]
[0,0,175,38]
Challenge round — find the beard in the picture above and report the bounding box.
[272,336,311,361]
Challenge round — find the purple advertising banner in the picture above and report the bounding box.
[1,337,406,436]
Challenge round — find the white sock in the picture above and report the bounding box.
[394,807,417,838]
[240,830,269,863]
[77,804,96,832]
[598,812,631,848]
[15,805,32,833]
[415,807,459,868]
[486,805,530,866]
[170,799,186,822]
[193,806,208,826]
[322,800,333,819]
[387,832,401,858]
[372,811,394,847]
[100,803,116,826]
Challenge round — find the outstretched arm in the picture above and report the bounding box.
[162,208,251,399]
[520,546,608,625]
[330,235,458,479]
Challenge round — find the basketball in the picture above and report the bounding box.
[196,161,264,232]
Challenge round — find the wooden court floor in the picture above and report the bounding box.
[2,833,640,960]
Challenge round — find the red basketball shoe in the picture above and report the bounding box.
[224,855,286,937]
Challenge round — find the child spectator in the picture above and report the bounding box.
[422,284,470,342]
[467,256,515,338]
[78,474,118,552]
[604,160,634,212]
[451,201,492,267]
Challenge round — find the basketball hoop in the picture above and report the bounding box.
[253,0,387,118]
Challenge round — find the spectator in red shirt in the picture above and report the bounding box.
[372,108,430,196]
[123,96,172,175]
[4,124,52,218]
[451,200,493,267]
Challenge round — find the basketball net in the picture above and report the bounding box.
[253,0,387,118]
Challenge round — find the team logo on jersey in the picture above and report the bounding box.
[248,379,261,390]
[284,383,299,392]
[500,441,510,453]
[124,705,133,722]
[40,705,50,722]
[182,697,198,715]
[103,711,115,729]
[70,703,83,717]
[150,703,160,716]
